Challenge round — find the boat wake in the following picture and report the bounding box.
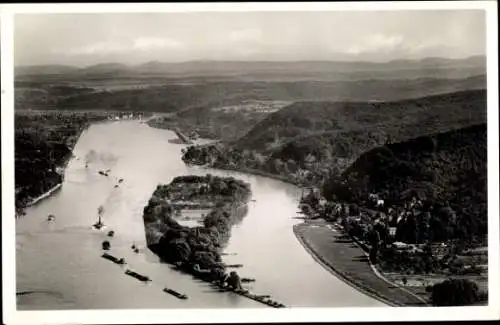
[16,290,64,297]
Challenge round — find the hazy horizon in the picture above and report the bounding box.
[15,54,487,69]
[15,10,486,67]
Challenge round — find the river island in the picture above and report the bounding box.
[143,174,286,308]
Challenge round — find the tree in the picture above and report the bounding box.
[403,214,418,244]
[286,159,298,173]
[349,203,360,216]
[431,279,480,306]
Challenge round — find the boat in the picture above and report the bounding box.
[93,206,105,229]
[102,241,111,250]
[241,278,256,283]
[114,185,119,188]
[125,269,151,282]
[93,214,105,230]
[107,230,115,237]
[47,214,55,221]
[98,171,109,177]
[101,253,126,265]
[118,178,124,183]
[163,287,188,300]
[216,286,286,308]
[169,262,285,308]
[224,263,243,268]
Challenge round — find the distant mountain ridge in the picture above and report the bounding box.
[15,56,486,81]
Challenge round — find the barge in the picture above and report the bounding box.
[101,253,126,265]
[163,288,188,300]
[125,269,151,282]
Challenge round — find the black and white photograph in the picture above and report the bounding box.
[1,2,499,324]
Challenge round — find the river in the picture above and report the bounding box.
[16,120,385,310]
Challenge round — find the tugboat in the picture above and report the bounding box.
[93,206,105,230]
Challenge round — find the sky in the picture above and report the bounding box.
[14,10,486,67]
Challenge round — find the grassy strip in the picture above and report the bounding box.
[293,221,429,307]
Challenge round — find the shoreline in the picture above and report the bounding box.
[20,121,93,209]
[293,223,398,307]
[293,221,429,307]
[193,162,422,307]
[183,158,421,306]
[199,164,301,187]
[153,124,428,306]
[25,183,63,207]
[143,175,287,308]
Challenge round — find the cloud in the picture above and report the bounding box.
[346,34,406,55]
[60,42,129,55]
[132,37,184,51]
[228,29,262,42]
[50,37,184,57]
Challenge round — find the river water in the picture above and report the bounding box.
[16,120,385,310]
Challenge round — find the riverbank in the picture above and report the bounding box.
[191,161,428,306]
[25,183,62,208]
[293,219,429,307]
[19,122,91,211]
[198,164,301,187]
[143,175,287,308]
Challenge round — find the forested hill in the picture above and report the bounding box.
[330,123,487,241]
[234,89,486,155]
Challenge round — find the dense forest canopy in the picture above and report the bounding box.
[182,90,486,189]
[325,123,487,244]
[15,112,112,210]
[234,89,486,152]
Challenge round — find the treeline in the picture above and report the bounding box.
[14,112,108,211]
[143,175,251,277]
